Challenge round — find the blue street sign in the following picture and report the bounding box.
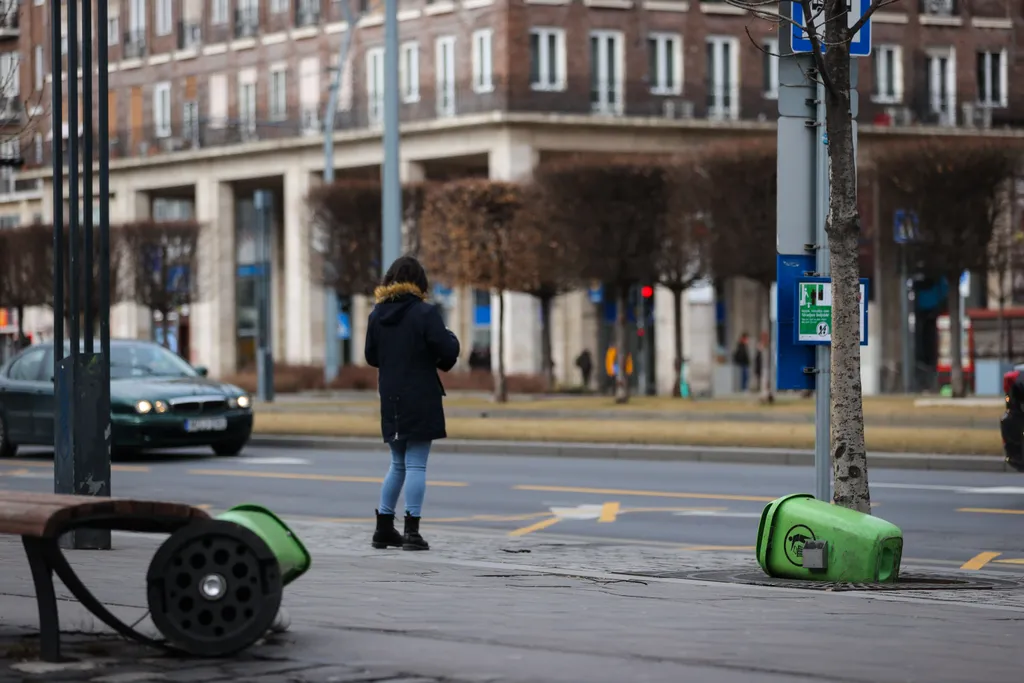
[792,0,872,57]
[893,209,919,244]
[588,283,603,304]
[337,312,351,341]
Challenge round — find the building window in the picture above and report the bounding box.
[153,82,172,137]
[977,50,1007,108]
[269,67,287,120]
[212,0,229,24]
[590,31,623,115]
[299,56,320,133]
[872,45,902,104]
[33,133,42,165]
[926,46,956,125]
[648,33,682,95]
[472,29,493,93]
[271,0,288,12]
[366,47,384,125]
[155,0,173,36]
[183,100,198,142]
[400,42,419,103]
[108,12,120,45]
[34,45,43,92]
[529,28,566,91]
[762,38,778,99]
[130,0,146,32]
[0,139,18,195]
[436,36,456,117]
[238,74,257,133]
[706,36,739,120]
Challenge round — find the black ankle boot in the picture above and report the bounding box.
[403,512,429,551]
[372,510,404,549]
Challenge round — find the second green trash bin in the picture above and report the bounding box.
[756,493,903,584]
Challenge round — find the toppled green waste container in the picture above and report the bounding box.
[755,493,903,584]
[217,503,312,585]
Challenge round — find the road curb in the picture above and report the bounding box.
[247,434,1013,473]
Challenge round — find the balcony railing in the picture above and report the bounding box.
[235,8,259,39]
[177,19,202,50]
[31,79,1021,170]
[123,29,146,59]
[919,0,956,14]
[295,0,320,27]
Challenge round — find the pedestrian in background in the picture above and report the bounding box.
[365,256,461,551]
[575,349,593,390]
[733,333,751,392]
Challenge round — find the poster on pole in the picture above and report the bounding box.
[794,277,869,346]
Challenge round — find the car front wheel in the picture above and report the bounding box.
[212,439,247,457]
[0,411,16,459]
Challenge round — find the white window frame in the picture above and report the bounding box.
[762,38,779,100]
[299,56,321,132]
[529,27,566,92]
[34,45,43,92]
[153,82,172,138]
[208,73,228,128]
[269,65,287,121]
[436,36,456,117]
[706,35,739,121]
[590,30,624,115]
[108,12,120,45]
[366,47,385,125]
[238,69,258,133]
[977,49,1008,108]
[926,46,956,125]
[155,0,173,36]
[472,29,493,93]
[130,0,146,32]
[183,100,199,142]
[400,41,419,103]
[648,32,683,96]
[872,44,903,104]
[212,0,229,24]
[270,0,288,12]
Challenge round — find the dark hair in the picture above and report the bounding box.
[382,255,429,293]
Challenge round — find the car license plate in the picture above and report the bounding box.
[184,418,228,433]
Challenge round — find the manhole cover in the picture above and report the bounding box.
[614,568,1023,592]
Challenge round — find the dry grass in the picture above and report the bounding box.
[252,412,1002,456]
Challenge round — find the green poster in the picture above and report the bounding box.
[797,282,832,342]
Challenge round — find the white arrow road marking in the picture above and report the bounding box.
[674,511,763,518]
[233,456,311,466]
[873,483,1024,495]
[549,504,606,520]
[957,486,1024,495]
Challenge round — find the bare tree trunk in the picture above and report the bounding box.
[672,287,684,398]
[760,284,774,403]
[15,304,24,340]
[823,51,870,514]
[614,286,629,404]
[161,310,171,350]
[947,276,965,397]
[539,294,555,392]
[494,290,508,403]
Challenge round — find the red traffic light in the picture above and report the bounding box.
[641,285,654,299]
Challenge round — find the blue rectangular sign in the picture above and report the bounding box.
[792,0,872,57]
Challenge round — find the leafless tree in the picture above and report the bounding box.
[0,223,51,340]
[532,158,665,404]
[115,220,201,348]
[878,139,1022,397]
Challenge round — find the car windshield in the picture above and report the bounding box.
[107,344,198,380]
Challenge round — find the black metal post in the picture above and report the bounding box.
[254,190,274,403]
[52,0,112,550]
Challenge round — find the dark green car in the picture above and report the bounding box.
[0,339,254,458]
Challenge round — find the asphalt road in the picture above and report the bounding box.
[3,444,1023,573]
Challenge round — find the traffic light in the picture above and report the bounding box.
[641,285,654,299]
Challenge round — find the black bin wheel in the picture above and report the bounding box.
[146,519,284,657]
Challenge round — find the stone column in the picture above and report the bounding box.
[283,168,323,365]
[110,185,152,341]
[488,133,540,376]
[192,178,236,377]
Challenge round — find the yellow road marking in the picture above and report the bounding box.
[598,502,620,523]
[514,485,774,503]
[188,469,468,487]
[0,460,149,472]
[960,551,1002,571]
[509,516,561,537]
[957,507,1024,515]
[994,558,1024,565]
[195,504,212,510]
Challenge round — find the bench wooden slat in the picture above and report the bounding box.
[0,491,210,538]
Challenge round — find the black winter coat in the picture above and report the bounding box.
[364,282,461,443]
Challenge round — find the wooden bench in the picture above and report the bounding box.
[0,491,284,661]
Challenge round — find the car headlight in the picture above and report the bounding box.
[135,400,153,414]
[154,400,169,414]
[236,395,251,409]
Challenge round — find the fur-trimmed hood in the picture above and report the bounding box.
[374,281,427,304]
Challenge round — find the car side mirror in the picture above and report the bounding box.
[195,366,209,377]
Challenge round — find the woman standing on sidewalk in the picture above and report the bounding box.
[364,256,461,551]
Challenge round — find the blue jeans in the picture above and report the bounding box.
[740,366,750,391]
[379,439,432,517]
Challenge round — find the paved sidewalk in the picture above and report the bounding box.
[2,524,1023,683]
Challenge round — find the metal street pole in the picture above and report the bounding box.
[813,77,831,505]
[255,190,275,403]
[322,0,359,385]
[381,0,402,269]
[900,245,912,393]
[52,0,112,549]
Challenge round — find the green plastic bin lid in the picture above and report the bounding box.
[756,493,815,572]
[218,503,312,585]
